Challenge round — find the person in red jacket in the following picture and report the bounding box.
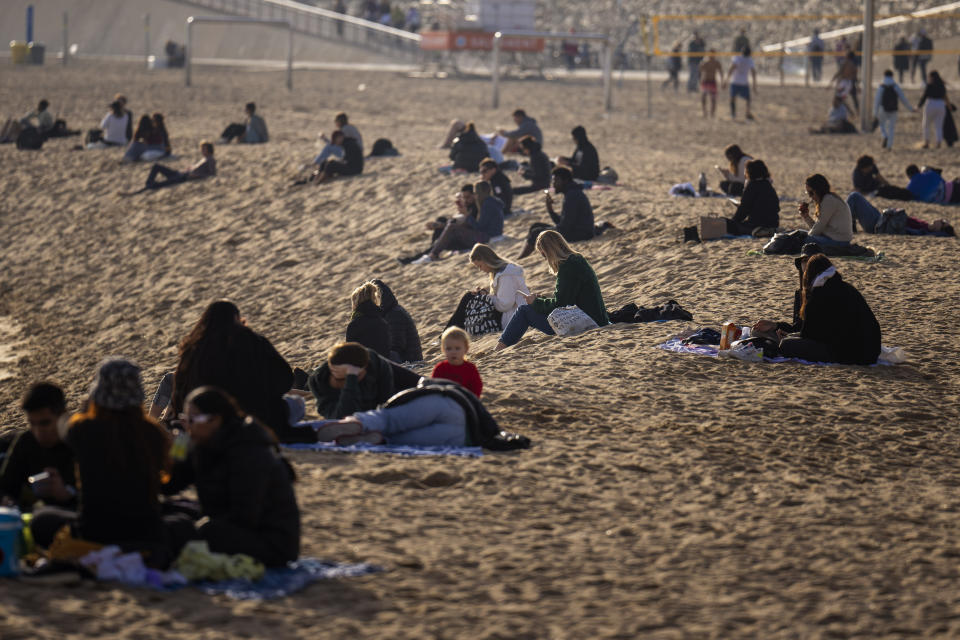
[430,327,482,397]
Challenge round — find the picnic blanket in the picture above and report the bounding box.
[656,338,905,366]
[283,440,484,458]
[189,559,382,600]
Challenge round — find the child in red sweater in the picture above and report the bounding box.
[431,327,483,397]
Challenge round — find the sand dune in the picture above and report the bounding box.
[0,60,959,638]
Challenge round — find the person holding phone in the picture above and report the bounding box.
[798,173,853,246]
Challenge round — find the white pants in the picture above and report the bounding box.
[877,109,898,148]
[923,99,946,144]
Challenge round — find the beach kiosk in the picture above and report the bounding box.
[419,0,544,54]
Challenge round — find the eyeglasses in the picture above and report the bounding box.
[178,413,213,424]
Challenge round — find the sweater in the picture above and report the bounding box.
[505,116,543,144]
[164,416,300,567]
[373,279,423,363]
[801,273,881,364]
[732,179,780,230]
[431,360,483,397]
[809,193,854,242]
[469,196,505,239]
[346,300,391,359]
[550,183,595,242]
[532,253,609,327]
[307,348,422,418]
[489,263,529,328]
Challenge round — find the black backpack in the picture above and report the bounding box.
[875,208,908,234]
[881,85,899,112]
[16,126,44,150]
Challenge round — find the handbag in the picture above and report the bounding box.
[463,294,501,337]
[547,306,599,336]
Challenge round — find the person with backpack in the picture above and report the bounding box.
[874,69,915,149]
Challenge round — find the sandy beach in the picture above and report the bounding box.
[1,59,959,638]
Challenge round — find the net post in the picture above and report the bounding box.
[185,17,193,87]
[492,32,501,109]
[602,37,613,112]
[861,0,875,132]
[287,22,293,90]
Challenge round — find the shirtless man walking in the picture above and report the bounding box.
[699,53,723,118]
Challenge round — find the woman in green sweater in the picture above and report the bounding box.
[495,230,608,350]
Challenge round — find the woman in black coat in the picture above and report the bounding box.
[345,282,391,359]
[172,300,294,441]
[166,387,300,567]
[372,279,423,362]
[779,255,881,364]
[725,159,780,235]
[449,122,488,173]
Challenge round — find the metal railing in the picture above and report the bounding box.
[172,0,423,58]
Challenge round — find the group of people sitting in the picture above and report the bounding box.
[0,99,78,147]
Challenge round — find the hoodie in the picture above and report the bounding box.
[569,129,600,181]
[372,279,423,363]
[345,299,391,358]
[449,128,489,172]
[307,347,422,418]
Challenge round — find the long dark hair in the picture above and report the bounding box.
[724,144,749,173]
[805,173,833,213]
[799,254,834,319]
[152,113,168,139]
[133,115,153,141]
[929,70,945,91]
[186,386,281,446]
[172,301,242,414]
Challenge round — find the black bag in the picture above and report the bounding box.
[881,84,899,112]
[875,208,908,234]
[85,129,103,145]
[462,294,501,337]
[762,229,809,255]
[15,126,44,150]
[368,138,399,157]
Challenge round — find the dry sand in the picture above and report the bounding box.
[1,60,959,638]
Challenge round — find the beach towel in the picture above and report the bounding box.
[283,439,484,458]
[656,338,904,366]
[669,182,727,198]
[190,559,382,600]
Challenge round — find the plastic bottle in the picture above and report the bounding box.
[698,172,707,195]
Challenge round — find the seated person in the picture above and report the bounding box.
[313,380,521,448]
[852,155,913,201]
[557,125,600,181]
[163,387,299,567]
[142,141,215,190]
[724,159,779,235]
[0,383,76,512]
[96,100,132,146]
[810,95,857,134]
[371,279,423,363]
[346,282,391,359]
[845,192,956,236]
[753,241,821,338]
[479,157,513,215]
[512,135,552,196]
[518,166,598,259]
[439,119,466,149]
[309,131,363,184]
[798,173,853,246]
[123,113,171,163]
[400,184,477,264]
[306,342,422,418]
[312,137,344,167]
[906,164,960,204]
[717,144,753,196]
[21,99,54,134]
[497,109,543,154]
[327,112,363,153]
[219,102,268,144]
[30,359,187,567]
[415,181,504,263]
[757,255,881,364]
[449,122,489,173]
[431,327,483,397]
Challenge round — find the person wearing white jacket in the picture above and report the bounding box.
[469,244,529,328]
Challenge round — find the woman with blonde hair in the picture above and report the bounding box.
[443,243,529,337]
[494,230,608,351]
[346,281,391,358]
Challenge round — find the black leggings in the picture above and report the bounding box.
[719,181,744,196]
[779,337,838,363]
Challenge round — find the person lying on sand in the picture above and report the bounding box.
[125,141,215,194]
[905,164,960,204]
[306,342,422,419]
[851,155,913,201]
[495,230,609,351]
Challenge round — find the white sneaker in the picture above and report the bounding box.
[410,254,434,265]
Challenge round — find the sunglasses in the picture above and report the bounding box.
[178,413,213,424]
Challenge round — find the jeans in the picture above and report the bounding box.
[877,109,898,148]
[808,234,850,247]
[499,303,555,346]
[146,163,187,190]
[354,395,466,446]
[431,222,487,255]
[845,192,881,233]
[313,143,343,165]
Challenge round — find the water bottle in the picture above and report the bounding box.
[698,172,707,195]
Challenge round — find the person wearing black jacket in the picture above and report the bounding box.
[345,282,391,358]
[312,379,530,450]
[164,387,300,567]
[312,131,364,183]
[724,159,780,235]
[371,279,423,363]
[512,136,552,195]
[518,167,596,259]
[449,122,488,172]
[172,300,296,443]
[773,254,881,364]
[307,343,422,418]
[480,158,513,215]
[558,126,600,181]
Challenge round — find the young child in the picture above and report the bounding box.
[431,327,483,397]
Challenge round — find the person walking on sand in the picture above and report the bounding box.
[687,32,706,92]
[723,46,757,120]
[699,53,722,118]
[874,69,915,150]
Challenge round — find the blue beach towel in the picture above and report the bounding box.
[192,559,381,600]
[656,338,902,366]
[283,441,483,458]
